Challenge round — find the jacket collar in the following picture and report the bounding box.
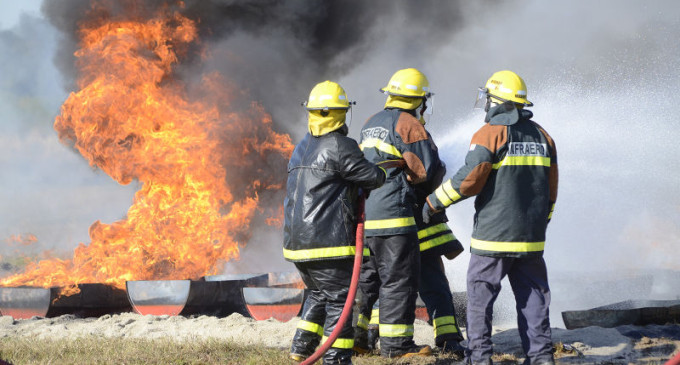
[485,102,533,126]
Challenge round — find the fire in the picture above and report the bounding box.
[5,234,38,246]
[1,8,292,294]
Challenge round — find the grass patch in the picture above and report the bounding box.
[0,337,289,365]
[0,336,468,364]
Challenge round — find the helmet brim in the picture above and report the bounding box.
[305,107,350,111]
[379,87,433,98]
[488,92,533,108]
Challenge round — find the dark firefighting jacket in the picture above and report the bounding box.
[283,129,386,262]
[359,109,439,237]
[427,103,559,258]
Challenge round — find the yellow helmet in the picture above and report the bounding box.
[304,80,351,111]
[381,68,432,98]
[304,81,354,136]
[481,70,533,107]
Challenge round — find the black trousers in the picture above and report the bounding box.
[358,252,464,348]
[358,233,420,355]
[292,260,354,365]
[419,254,464,346]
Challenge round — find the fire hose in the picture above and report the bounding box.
[665,351,680,365]
[300,194,365,365]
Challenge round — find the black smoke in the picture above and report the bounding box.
[41,0,467,138]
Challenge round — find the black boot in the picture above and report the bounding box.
[352,327,370,355]
[440,340,465,360]
[367,325,379,350]
[382,344,433,358]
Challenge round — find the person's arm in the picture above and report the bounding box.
[548,150,558,223]
[338,138,386,190]
[539,126,558,223]
[395,113,439,184]
[426,124,506,212]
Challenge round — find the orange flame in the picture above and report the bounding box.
[5,234,38,246]
[1,9,292,294]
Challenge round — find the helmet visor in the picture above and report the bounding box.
[424,96,434,115]
[473,87,488,109]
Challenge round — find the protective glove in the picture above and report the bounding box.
[422,202,435,225]
[376,159,406,169]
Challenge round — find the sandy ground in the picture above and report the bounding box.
[1,313,678,364]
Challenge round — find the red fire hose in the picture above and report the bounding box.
[665,351,680,365]
[301,195,365,365]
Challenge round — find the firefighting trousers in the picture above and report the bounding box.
[292,260,354,365]
[419,254,464,346]
[358,233,420,355]
[357,254,380,330]
[466,254,553,364]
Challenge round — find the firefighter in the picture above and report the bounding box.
[422,70,559,365]
[355,68,440,358]
[355,114,466,359]
[283,81,390,365]
[412,160,466,358]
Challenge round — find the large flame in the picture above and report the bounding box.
[1,8,292,293]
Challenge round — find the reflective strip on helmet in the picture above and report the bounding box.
[370,308,380,325]
[359,138,403,158]
[297,320,323,337]
[364,217,416,230]
[420,233,456,252]
[471,238,545,253]
[357,314,369,330]
[321,336,354,349]
[433,316,459,337]
[417,223,449,240]
[283,245,357,261]
[492,155,551,169]
[379,323,414,338]
[434,180,461,207]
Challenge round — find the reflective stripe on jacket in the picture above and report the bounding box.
[283,130,386,262]
[427,103,558,257]
[360,109,440,237]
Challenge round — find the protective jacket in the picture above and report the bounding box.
[427,103,558,258]
[359,109,439,237]
[283,129,386,262]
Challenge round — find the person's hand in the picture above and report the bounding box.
[376,159,406,169]
[422,202,434,224]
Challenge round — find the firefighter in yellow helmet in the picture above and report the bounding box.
[283,81,390,365]
[423,70,559,365]
[354,68,455,358]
